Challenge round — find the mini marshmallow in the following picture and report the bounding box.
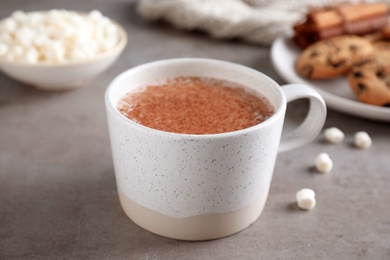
[11,10,27,23]
[25,47,39,63]
[296,188,316,210]
[0,31,12,43]
[324,127,345,144]
[89,10,103,21]
[98,17,111,27]
[104,23,119,37]
[48,9,63,20]
[13,45,24,56]
[315,153,333,173]
[42,41,65,63]
[354,131,372,149]
[15,27,34,47]
[28,12,43,26]
[68,14,84,27]
[62,25,75,38]
[33,34,50,47]
[4,18,16,32]
[0,44,9,57]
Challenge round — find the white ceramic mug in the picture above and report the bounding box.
[105,58,326,241]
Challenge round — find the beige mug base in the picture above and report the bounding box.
[118,189,268,241]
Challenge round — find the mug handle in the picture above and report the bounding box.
[278,84,327,153]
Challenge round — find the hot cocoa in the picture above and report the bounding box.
[117,77,274,134]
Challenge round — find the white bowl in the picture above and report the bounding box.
[0,19,127,91]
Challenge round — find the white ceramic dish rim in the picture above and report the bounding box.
[0,11,128,67]
[270,34,390,122]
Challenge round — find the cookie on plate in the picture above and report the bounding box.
[347,42,390,106]
[296,35,374,79]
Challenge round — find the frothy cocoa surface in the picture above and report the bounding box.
[118,77,274,134]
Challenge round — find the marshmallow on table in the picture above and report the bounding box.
[354,131,372,149]
[0,9,120,64]
[315,153,333,173]
[296,188,316,210]
[324,127,345,144]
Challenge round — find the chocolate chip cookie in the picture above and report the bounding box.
[347,42,390,106]
[296,35,374,79]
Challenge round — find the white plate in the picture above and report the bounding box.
[271,34,390,122]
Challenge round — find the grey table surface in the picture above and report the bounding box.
[1,0,390,259]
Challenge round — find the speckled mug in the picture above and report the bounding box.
[105,58,326,240]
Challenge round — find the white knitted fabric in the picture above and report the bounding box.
[137,0,383,45]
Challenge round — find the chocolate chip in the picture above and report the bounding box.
[353,71,363,78]
[349,44,359,52]
[357,83,366,93]
[309,51,319,58]
[328,57,345,68]
[376,70,385,79]
[384,103,390,107]
[301,65,314,77]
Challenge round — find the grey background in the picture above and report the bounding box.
[1,0,389,259]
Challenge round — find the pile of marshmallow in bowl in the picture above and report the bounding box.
[0,9,127,90]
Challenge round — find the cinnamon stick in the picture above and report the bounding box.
[293,3,390,48]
